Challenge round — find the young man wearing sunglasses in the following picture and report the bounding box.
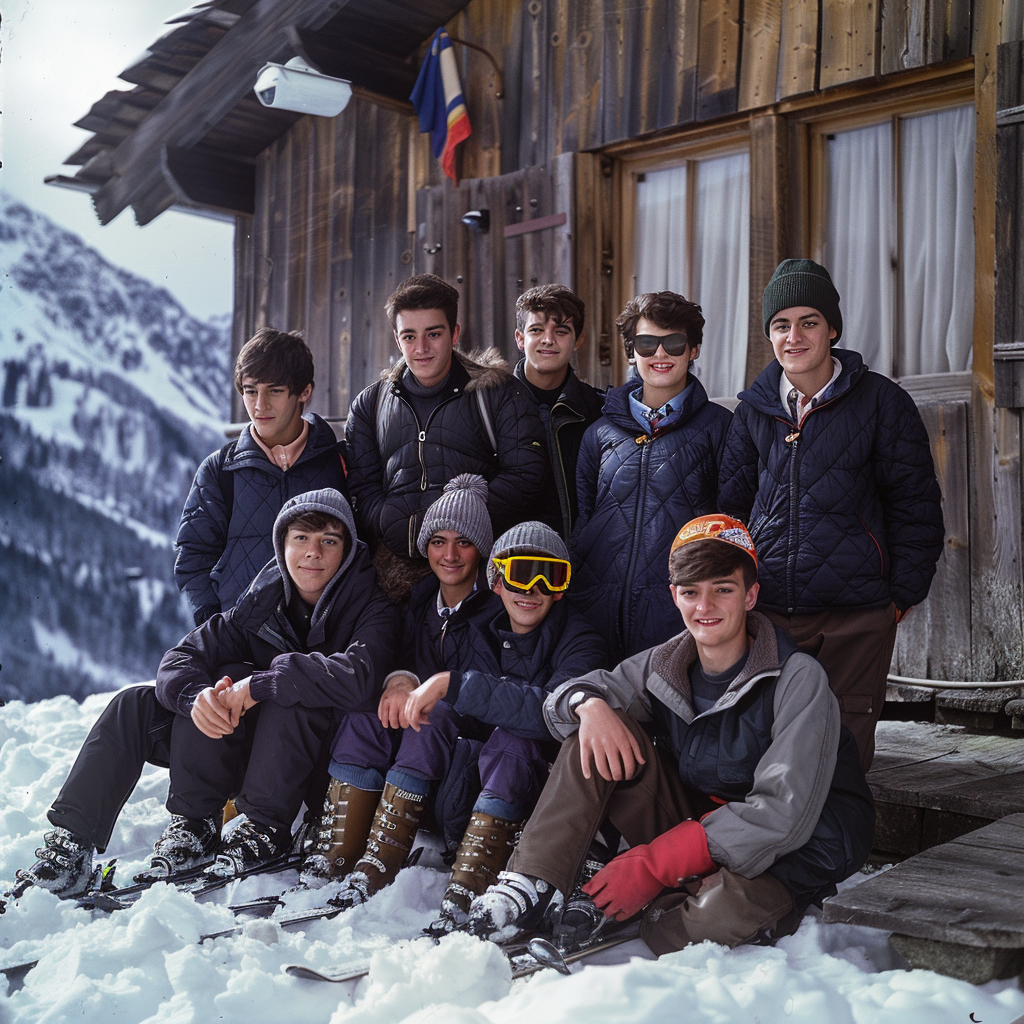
[718,260,944,771]
[460,515,874,954]
[307,520,606,931]
[570,292,732,664]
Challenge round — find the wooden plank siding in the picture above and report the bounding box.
[891,402,974,679]
[227,0,1024,682]
[819,0,881,90]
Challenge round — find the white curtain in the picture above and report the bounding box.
[825,104,975,377]
[825,122,895,374]
[634,153,750,398]
[899,105,975,374]
[693,153,750,398]
[635,165,689,295]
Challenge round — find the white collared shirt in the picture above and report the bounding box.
[779,357,842,425]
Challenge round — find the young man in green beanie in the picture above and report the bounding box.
[719,258,944,771]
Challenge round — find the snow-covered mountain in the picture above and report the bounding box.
[0,191,231,702]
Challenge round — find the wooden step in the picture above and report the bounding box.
[823,814,1024,983]
[868,721,1024,857]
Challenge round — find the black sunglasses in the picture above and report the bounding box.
[632,333,690,357]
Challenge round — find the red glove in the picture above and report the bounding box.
[582,820,715,921]
[894,605,913,624]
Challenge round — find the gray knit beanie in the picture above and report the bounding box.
[417,473,493,558]
[487,520,570,588]
[762,259,842,343]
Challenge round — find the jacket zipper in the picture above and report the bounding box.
[781,398,832,612]
[622,432,654,646]
[550,401,584,537]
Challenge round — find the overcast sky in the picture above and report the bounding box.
[1,0,234,320]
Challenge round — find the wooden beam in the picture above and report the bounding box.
[287,24,418,102]
[161,145,257,217]
[502,212,567,238]
[92,0,354,225]
[747,113,788,385]
[975,0,1000,389]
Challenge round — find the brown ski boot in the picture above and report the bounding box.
[328,782,425,909]
[299,779,381,889]
[426,812,520,935]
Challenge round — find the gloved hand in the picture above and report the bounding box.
[582,820,715,921]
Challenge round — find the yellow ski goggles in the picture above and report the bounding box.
[491,555,571,593]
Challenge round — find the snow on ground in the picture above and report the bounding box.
[2,691,1023,1024]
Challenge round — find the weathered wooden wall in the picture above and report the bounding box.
[235,97,412,420]
[439,0,977,184]
[231,0,1024,681]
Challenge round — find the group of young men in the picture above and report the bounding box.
[16,259,944,958]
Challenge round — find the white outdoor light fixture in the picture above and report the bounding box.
[254,57,352,117]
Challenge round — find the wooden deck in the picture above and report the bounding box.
[868,720,1024,858]
[824,814,1024,983]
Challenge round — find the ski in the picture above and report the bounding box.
[508,924,641,978]
[96,849,305,911]
[281,921,642,984]
[201,896,344,941]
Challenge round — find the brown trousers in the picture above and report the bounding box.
[509,713,797,954]
[763,603,897,772]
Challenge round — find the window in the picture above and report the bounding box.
[624,145,750,398]
[813,101,975,378]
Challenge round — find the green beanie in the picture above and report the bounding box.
[762,259,842,343]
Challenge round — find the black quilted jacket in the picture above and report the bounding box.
[174,415,348,624]
[157,541,396,716]
[718,349,944,615]
[569,375,731,663]
[513,358,606,542]
[345,350,546,558]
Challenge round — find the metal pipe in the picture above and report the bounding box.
[887,672,1024,690]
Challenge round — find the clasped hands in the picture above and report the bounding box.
[190,676,257,738]
[377,671,450,731]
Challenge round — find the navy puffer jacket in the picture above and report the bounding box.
[158,536,396,716]
[718,349,944,614]
[570,375,731,663]
[444,599,607,740]
[174,415,348,623]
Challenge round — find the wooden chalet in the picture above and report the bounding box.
[49,0,1024,693]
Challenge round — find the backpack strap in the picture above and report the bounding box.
[374,379,388,456]
[475,388,498,459]
[213,439,238,510]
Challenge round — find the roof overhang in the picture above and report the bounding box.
[47,0,469,226]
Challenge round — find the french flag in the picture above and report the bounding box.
[410,28,472,184]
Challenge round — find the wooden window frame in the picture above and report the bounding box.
[610,121,750,386]
[794,72,975,397]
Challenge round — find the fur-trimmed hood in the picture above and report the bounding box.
[381,347,512,392]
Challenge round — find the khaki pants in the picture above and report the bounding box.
[763,603,897,772]
[509,712,798,954]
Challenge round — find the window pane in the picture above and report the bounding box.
[635,165,689,294]
[634,153,750,398]
[825,122,894,374]
[692,152,749,398]
[899,105,975,374]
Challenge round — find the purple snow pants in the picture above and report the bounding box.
[329,702,550,813]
